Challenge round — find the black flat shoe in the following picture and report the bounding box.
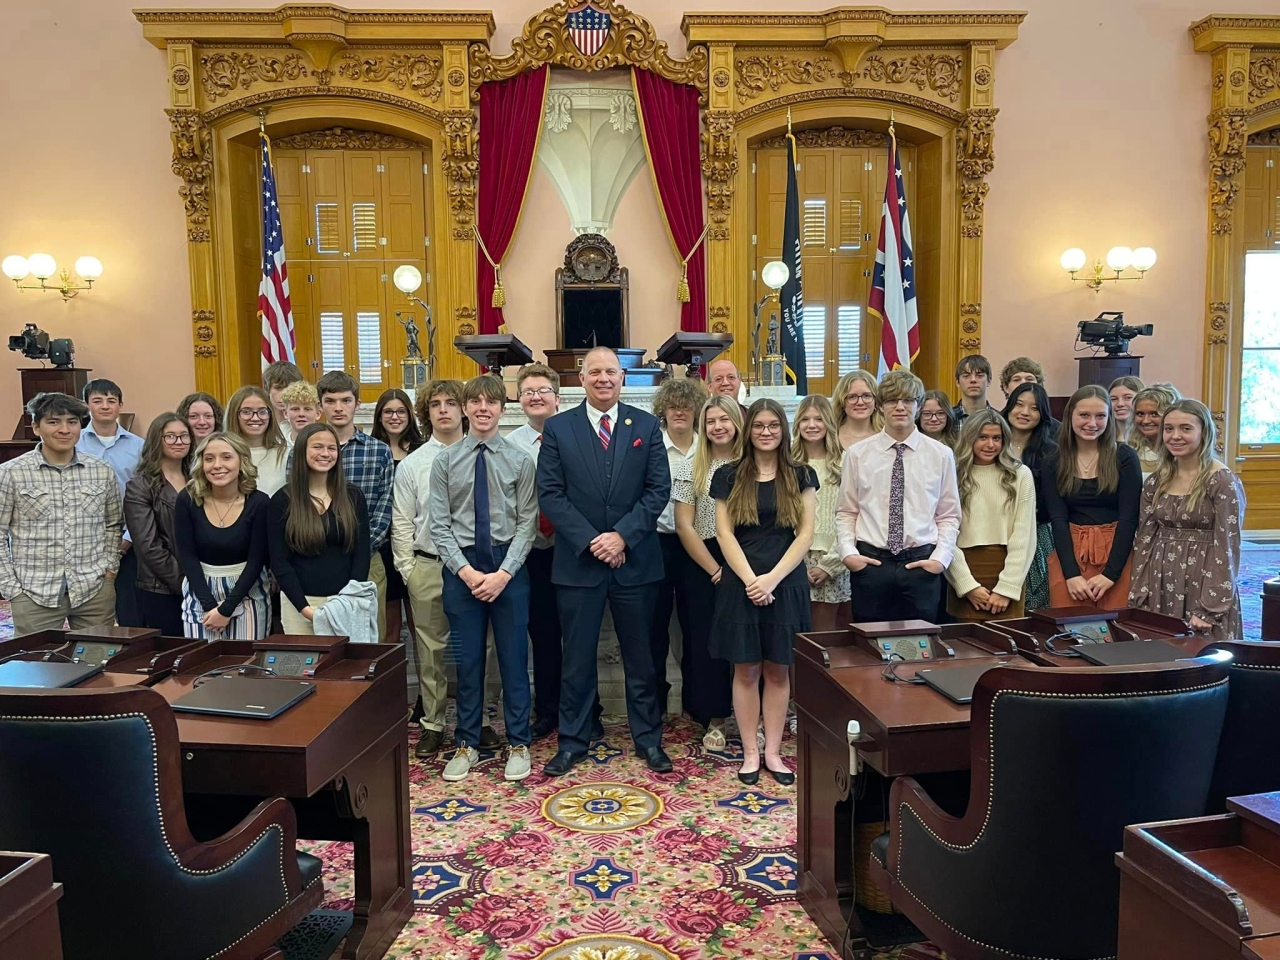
[641,746,673,772]
[765,764,795,786]
[591,720,605,742]
[737,766,760,786]
[543,750,586,777]
[530,717,557,741]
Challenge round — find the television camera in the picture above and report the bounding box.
[7,323,75,368]
[1076,312,1152,356]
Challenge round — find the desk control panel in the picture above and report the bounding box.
[870,634,937,662]
[71,641,121,665]
[259,650,320,677]
[1063,619,1111,643]
[849,620,952,663]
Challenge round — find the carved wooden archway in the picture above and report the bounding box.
[1191,16,1280,527]
[137,4,493,394]
[683,9,1022,388]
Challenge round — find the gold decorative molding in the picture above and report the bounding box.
[701,112,737,241]
[1248,127,1280,144]
[860,53,964,103]
[167,108,212,242]
[1208,107,1248,235]
[735,85,965,124]
[455,305,477,338]
[959,336,981,351]
[200,85,443,123]
[756,126,887,148]
[198,50,307,101]
[273,125,421,149]
[710,305,730,335]
[734,54,837,102]
[956,108,996,239]
[194,344,218,358]
[1251,56,1279,103]
[1190,16,1280,42]
[470,0,708,90]
[440,108,477,239]
[682,9,1025,34]
[335,51,443,101]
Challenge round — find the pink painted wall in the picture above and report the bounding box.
[3,0,1276,429]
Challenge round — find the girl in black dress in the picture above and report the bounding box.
[371,388,422,642]
[710,398,817,786]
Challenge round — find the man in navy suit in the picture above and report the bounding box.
[536,346,673,775]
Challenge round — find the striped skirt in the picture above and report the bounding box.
[181,561,270,641]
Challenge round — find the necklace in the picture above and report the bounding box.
[209,494,243,527]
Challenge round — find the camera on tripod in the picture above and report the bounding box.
[1077,312,1152,356]
[7,323,75,368]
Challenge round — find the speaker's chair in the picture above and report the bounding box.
[0,686,323,960]
[1202,640,1280,812]
[868,657,1230,960]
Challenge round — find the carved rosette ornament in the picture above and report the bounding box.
[469,0,706,89]
[167,108,212,243]
[456,305,477,337]
[192,309,215,353]
[440,109,478,240]
[709,305,730,335]
[1208,108,1248,236]
[734,55,837,102]
[701,112,737,242]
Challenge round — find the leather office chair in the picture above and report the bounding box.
[0,686,324,960]
[868,657,1230,960]
[1203,640,1280,812]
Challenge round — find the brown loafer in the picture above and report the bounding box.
[415,728,444,758]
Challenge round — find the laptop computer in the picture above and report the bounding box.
[918,662,1009,705]
[172,676,316,720]
[1070,639,1188,666]
[0,661,104,688]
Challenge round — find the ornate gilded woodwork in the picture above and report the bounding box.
[757,127,887,148]
[734,54,838,102]
[469,0,708,90]
[860,54,964,103]
[138,5,493,393]
[1192,15,1280,526]
[701,112,737,242]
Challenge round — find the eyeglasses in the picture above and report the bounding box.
[238,408,271,421]
[884,398,916,409]
[751,422,783,434]
[920,412,948,422]
[847,394,875,404]
[382,409,408,418]
[710,375,739,385]
[519,387,557,398]
[162,434,191,445]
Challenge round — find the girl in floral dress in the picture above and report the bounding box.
[1129,399,1245,643]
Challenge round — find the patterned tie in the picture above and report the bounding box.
[474,442,495,573]
[887,442,906,555]
[535,434,554,538]
[598,413,612,450]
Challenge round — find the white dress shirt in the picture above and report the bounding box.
[584,401,620,439]
[390,435,449,577]
[835,428,961,567]
[658,431,697,534]
[507,422,554,550]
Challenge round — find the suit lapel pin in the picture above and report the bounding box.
[624,418,632,425]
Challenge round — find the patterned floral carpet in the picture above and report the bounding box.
[304,717,865,960]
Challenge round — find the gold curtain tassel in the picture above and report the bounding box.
[677,262,690,303]
[491,265,507,309]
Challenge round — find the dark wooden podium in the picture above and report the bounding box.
[1078,354,1141,389]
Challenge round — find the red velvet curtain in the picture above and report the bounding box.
[476,65,549,334]
[633,68,707,333]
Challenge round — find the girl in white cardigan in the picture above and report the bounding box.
[946,410,1037,620]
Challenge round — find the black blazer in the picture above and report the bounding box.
[123,475,183,595]
[536,401,670,588]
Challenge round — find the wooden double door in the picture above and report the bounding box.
[753,140,916,398]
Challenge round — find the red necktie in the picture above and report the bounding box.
[598,414,612,449]
[536,434,554,538]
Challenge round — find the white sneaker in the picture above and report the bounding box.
[443,743,479,781]
[504,745,532,781]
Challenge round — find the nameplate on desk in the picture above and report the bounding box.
[172,677,316,720]
[0,660,103,688]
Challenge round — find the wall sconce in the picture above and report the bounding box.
[1061,246,1156,293]
[3,254,103,301]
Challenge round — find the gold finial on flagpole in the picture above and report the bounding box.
[888,109,895,137]
[256,108,267,134]
[787,106,792,134]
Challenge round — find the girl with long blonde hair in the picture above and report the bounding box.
[946,411,1037,620]
[832,370,882,449]
[710,399,816,787]
[671,395,742,749]
[1042,385,1143,610]
[1129,399,1244,641]
[791,395,849,630]
[225,385,289,495]
[1129,382,1181,474]
[1109,375,1145,444]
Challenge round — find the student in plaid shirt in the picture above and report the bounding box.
[0,392,122,634]
[315,371,394,639]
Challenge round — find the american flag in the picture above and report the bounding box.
[258,130,296,368]
[869,128,919,374]
[566,2,611,57]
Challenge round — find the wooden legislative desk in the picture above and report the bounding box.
[3,628,414,960]
[1116,793,1280,960]
[795,609,1207,958]
[0,852,63,960]
[151,636,414,960]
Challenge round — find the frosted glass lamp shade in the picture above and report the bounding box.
[74,256,103,280]
[2,255,29,281]
[761,260,790,291]
[393,264,423,294]
[1059,248,1087,272]
[1131,247,1157,272]
[27,253,57,280]
[1105,246,1133,272]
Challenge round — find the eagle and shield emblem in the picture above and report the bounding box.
[565,1,612,57]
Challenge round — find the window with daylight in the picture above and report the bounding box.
[1240,251,1280,445]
